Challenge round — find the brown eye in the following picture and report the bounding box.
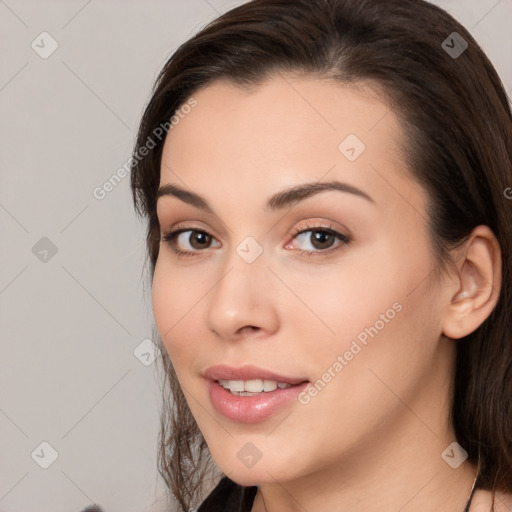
[309,230,336,250]
[289,226,350,256]
[160,228,221,256]
[188,231,212,249]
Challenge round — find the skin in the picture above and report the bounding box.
[152,74,504,511]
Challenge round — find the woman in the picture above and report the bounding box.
[130,0,512,510]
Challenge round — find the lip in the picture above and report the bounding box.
[203,364,309,424]
[203,364,308,385]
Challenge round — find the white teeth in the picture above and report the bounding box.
[244,379,263,392]
[217,379,292,393]
[228,380,245,392]
[263,379,278,392]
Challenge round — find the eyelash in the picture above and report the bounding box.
[159,222,351,259]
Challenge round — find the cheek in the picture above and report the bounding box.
[151,258,197,363]
[301,245,440,398]
[276,248,410,355]
[285,237,440,389]
[152,259,173,342]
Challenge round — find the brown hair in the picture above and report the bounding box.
[130,0,512,509]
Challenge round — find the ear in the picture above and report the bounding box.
[442,225,502,340]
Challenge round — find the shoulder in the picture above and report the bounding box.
[470,489,512,511]
[494,489,512,511]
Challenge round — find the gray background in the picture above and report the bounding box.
[1,1,511,511]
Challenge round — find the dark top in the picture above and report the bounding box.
[197,477,257,512]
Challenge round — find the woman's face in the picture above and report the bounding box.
[152,75,455,485]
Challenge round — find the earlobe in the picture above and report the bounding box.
[442,226,501,340]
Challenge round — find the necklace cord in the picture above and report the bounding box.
[463,474,478,512]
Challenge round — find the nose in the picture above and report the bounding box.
[205,244,280,341]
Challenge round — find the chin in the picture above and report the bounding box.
[222,466,281,487]
[212,448,302,486]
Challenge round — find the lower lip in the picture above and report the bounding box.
[208,380,309,424]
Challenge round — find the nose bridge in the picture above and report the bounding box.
[206,235,278,338]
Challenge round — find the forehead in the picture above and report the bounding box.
[162,74,405,166]
[159,73,420,216]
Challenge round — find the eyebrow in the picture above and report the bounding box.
[156,180,374,213]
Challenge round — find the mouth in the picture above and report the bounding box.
[215,378,299,396]
[203,364,310,423]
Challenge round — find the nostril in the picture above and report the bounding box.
[239,325,259,334]
[80,505,105,512]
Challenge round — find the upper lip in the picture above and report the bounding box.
[203,364,308,385]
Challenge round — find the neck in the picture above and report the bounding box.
[253,427,478,512]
